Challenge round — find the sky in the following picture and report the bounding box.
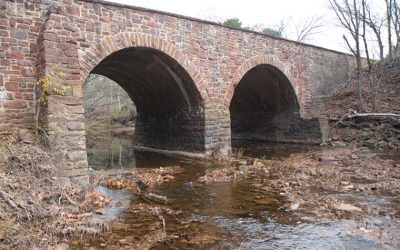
[105,0,381,54]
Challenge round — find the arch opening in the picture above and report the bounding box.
[230,64,321,146]
[85,47,205,152]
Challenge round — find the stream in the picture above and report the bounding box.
[84,135,400,249]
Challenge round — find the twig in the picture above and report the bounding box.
[5,143,13,155]
[64,193,79,207]
[0,189,21,211]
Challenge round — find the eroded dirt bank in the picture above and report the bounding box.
[322,61,400,149]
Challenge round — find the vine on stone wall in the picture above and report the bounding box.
[36,71,68,105]
[35,71,70,141]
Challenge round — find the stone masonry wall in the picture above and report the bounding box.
[134,108,205,152]
[232,112,322,144]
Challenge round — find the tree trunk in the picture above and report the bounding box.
[393,0,400,53]
[386,0,393,59]
[361,0,371,71]
[378,37,385,61]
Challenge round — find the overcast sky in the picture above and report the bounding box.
[105,0,360,53]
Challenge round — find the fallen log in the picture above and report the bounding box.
[334,110,400,127]
[346,112,400,119]
[143,193,168,204]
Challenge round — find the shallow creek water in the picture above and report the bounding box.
[85,136,400,249]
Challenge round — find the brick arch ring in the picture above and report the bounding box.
[78,32,209,103]
[222,54,302,109]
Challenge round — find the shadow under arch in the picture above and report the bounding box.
[228,63,322,147]
[83,45,206,152]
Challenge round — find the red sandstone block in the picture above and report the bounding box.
[22,68,34,77]
[13,92,22,99]
[0,19,8,26]
[0,75,3,86]
[85,22,94,32]
[100,16,111,22]
[1,43,10,50]
[43,33,60,42]
[66,5,80,16]
[49,95,82,105]
[0,31,8,37]
[29,43,37,53]
[4,100,27,109]
[1,38,16,43]
[9,18,16,27]
[1,60,10,66]
[22,93,34,100]
[16,24,29,30]
[6,51,24,60]
[9,77,23,83]
[30,26,40,33]
[5,82,18,91]
[16,18,33,26]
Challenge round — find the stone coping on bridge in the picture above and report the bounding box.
[80,0,352,57]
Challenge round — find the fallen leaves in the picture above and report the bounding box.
[80,189,110,212]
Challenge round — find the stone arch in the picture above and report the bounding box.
[226,55,321,145]
[223,55,303,111]
[79,32,208,152]
[79,32,208,103]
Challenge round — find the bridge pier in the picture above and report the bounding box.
[204,105,232,155]
[36,15,90,185]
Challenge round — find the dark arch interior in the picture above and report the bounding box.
[230,64,321,145]
[89,47,205,152]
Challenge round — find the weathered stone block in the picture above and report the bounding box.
[75,160,88,169]
[66,105,84,114]
[67,121,85,131]
[0,91,12,100]
[4,99,27,109]
[66,150,87,162]
[10,28,28,40]
[58,169,88,177]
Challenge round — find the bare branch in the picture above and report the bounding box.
[295,16,325,42]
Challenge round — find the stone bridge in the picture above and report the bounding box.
[0,0,354,183]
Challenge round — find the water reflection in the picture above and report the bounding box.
[232,139,318,159]
[87,136,135,169]
[87,135,189,170]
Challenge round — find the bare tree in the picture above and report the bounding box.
[275,19,289,38]
[329,0,362,71]
[294,16,324,42]
[362,1,386,60]
[329,0,364,110]
[385,0,394,59]
[360,0,372,70]
[393,0,400,54]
